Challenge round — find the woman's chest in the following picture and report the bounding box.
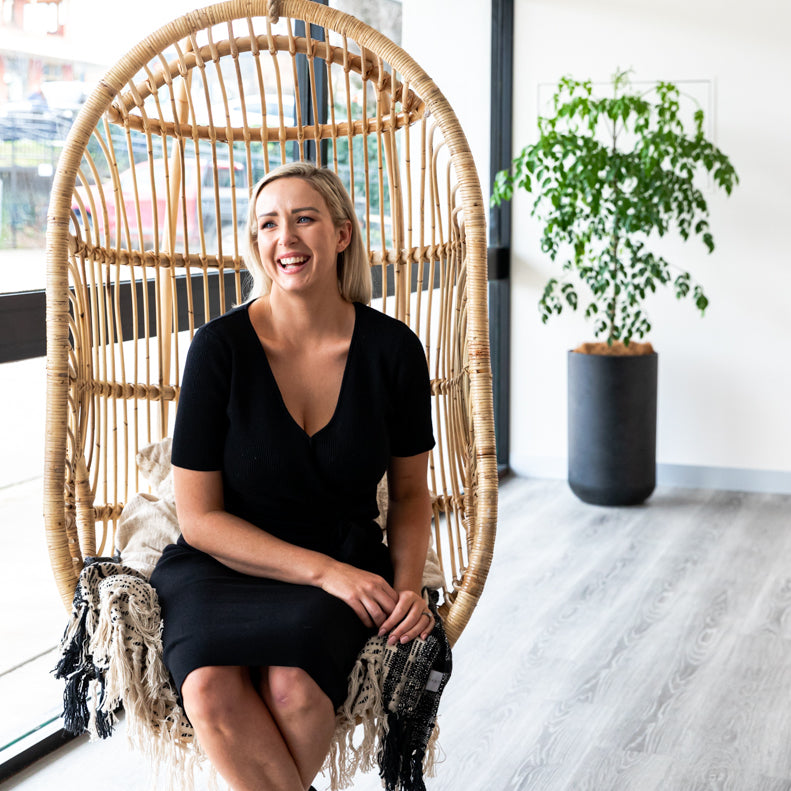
[265,343,349,439]
[223,357,392,493]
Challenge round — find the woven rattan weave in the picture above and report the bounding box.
[44,0,496,646]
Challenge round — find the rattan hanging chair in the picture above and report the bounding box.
[45,0,496,647]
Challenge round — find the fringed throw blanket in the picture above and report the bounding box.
[53,559,206,789]
[54,559,451,791]
[329,589,452,791]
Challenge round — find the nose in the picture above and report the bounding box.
[277,219,298,245]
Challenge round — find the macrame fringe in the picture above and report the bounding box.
[321,632,444,791]
[55,564,448,791]
[323,645,385,789]
[378,719,441,791]
[53,562,217,791]
[54,564,114,737]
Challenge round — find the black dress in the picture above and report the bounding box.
[149,300,434,709]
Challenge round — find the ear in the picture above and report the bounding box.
[335,219,353,253]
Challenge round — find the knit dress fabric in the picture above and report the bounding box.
[149,300,435,709]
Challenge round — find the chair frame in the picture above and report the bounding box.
[44,0,497,646]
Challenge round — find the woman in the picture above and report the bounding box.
[150,162,436,791]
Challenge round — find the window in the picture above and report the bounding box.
[0,0,100,759]
[0,0,206,771]
[0,0,342,764]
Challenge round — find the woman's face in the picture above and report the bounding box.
[254,177,351,299]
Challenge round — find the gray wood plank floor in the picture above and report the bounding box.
[352,478,791,791]
[5,477,791,791]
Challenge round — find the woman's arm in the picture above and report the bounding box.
[173,465,398,629]
[377,451,434,644]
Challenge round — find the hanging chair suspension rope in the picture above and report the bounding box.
[267,0,281,24]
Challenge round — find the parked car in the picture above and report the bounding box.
[71,156,250,251]
[0,81,89,143]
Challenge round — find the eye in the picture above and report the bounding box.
[259,219,275,230]
[296,215,313,224]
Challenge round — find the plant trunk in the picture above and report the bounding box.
[608,126,619,345]
[608,231,619,344]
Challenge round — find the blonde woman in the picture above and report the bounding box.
[150,162,435,791]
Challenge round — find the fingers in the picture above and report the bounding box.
[320,562,398,629]
[348,598,375,629]
[359,588,395,629]
[395,608,434,645]
[417,608,435,641]
[318,562,436,641]
[378,591,434,646]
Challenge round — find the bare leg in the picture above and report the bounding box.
[181,665,305,791]
[260,666,337,789]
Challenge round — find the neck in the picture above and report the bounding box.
[262,289,354,345]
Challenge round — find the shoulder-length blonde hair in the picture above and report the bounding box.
[242,162,371,304]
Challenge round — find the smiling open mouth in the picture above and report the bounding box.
[278,256,309,269]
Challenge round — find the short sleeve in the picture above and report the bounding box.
[171,325,231,470]
[389,329,435,458]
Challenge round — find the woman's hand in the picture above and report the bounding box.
[318,561,399,630]
[378,589,434,645]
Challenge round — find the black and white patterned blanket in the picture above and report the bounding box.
[54,559,451,791]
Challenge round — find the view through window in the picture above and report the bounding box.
[0,0,199,761]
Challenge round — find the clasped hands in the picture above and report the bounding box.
[320,561,434,645]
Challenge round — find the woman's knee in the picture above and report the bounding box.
[263,666,331,717]
[181,666,249,726]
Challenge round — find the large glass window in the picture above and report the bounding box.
[0,0,98,755]
[0,0,196,767]
[0,0,433,772]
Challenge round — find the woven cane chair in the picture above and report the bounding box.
[45,0,496,647]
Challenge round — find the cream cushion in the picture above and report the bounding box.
[114,438,179,578]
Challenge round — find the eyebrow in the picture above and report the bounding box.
[257,205,322,218]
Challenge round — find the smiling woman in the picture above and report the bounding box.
[253,176,353,300]
[41,3,496,788]
[148,163,437,790]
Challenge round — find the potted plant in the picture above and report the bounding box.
[492,70,738,505]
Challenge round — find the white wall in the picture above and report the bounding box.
[509,0,791,490]
[404,0,791,493]
[401,0,492,200]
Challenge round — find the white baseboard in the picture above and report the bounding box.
[655,463,791,495]
[511,457,791,495]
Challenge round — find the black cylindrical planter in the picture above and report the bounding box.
[568,351,657,506]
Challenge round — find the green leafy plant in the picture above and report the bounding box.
[492,70,739,345]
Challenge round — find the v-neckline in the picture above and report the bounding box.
[245,301,359,441]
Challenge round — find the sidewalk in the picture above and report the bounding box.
[0,475,67,752]
[0,248,46,294]
[0,356,46,492]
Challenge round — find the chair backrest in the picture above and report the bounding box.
[45,0,496,646]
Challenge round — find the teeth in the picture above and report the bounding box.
[279,256,308,266]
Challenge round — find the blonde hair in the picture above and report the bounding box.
[242,162,371,304]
